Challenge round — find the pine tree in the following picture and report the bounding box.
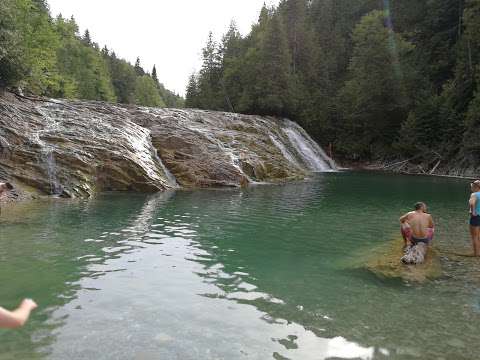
[83,29,91,45]
[185,73,200,108]
[339,10,415,158]
[134,57,144,76]
[134,75,165,107]
[101,45,109,57]
[220,21,244,111]
[152,65,159,84]
[243,14,292,116]
[196,32,223,109]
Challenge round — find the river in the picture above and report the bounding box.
[0,172,478,359]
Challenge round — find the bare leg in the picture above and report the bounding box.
[470,225,477,256]
[475,227,480,257]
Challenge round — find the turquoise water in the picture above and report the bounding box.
[0,172,479,359]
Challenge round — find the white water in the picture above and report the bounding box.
[36,107,63,195]
[268,134,302,169]
[41,148,62,195]
[126,126,178,189]
[282,120,336,172]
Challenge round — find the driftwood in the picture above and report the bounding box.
[429,159,442,174]
[380,151,453,178]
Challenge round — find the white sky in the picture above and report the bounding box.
[48,0,280,96]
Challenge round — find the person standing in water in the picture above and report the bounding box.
[468,180,480,257]
[400,202,435,247]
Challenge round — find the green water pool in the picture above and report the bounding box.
[0,172,479,359]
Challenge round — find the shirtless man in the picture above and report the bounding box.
[0,299,38,328]
[400,202,435,247]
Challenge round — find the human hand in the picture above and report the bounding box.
[20,299,38,311]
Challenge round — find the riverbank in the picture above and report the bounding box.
[339,159,479,180]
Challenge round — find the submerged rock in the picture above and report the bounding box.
[0,92,336,198]
[365,239,442,282]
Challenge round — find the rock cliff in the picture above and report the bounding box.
[0,92,335,199]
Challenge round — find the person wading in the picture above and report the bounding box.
[400,202,435,247]
[468,180,480,257]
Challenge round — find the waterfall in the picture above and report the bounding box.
[268,134,301,169]
[282,120,337,172]
[35,106,63,195]
[41,147,62,195]
[153,148,178,188]
[125,126,178,189]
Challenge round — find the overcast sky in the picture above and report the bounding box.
[48,0,280,96]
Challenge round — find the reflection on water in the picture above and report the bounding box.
[1,172,480,359]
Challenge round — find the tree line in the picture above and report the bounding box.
[186,0,480,165]
[0,0,183,108]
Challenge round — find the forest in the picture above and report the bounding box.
[186,0,480,165]
[0,0,183,107]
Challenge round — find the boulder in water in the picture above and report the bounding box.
[364,239,442,282]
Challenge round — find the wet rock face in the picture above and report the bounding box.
[0,92,335,198]
[0,94,174,198]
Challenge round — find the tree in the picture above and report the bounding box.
[134,57,144,76]
[196,32,224,109]
[220,21,244,112]
[107,55,137,103]
[241,14,293,116]
[338,10,415,158]
[151,65,158,83]
[82,29,91,45]
[16,0,63,95]
[185,73,200,108]
[134,75,165,107]
[0,0,25,87]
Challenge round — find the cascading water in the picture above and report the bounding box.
[41,147,62,195]
[282,120,337,172]
[153,148,178,188]
[1,92,338,196]
[124,124,178,189]
[36,106,63,195]
[268,134,302,169]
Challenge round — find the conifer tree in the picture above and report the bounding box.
[185,73,200,108]
[83,29,91,45]
[339,10,415,158]
[251,14,292,116]
[152,65,159,84]
[134,75,165,107]
[134,57,144,76]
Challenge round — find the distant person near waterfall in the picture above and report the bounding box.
[468,180,480,257]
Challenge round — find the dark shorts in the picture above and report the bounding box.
[470,215,480,227]
[411,237,430,245]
